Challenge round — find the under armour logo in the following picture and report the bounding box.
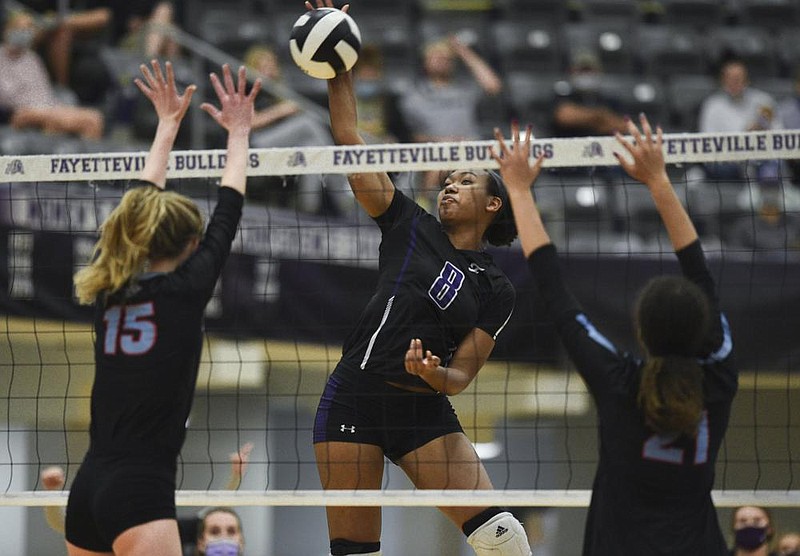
[467,263,485,274]
[495,525,508,538]
[340,424,356,433]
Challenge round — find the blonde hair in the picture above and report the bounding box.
[74,186,203,304]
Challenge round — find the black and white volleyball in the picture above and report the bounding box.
[289,8,361,80]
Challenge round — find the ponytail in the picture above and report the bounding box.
[74,187,203,304]
[638,355,704,437]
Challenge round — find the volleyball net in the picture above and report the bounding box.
[0,130,799,510]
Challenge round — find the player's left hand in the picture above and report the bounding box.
[404,338,441,377]
[134,60,196,126]
[229,442,253,479]
[490,121,545,197]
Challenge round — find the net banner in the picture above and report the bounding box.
[1,130,800,182]
[1,182,797,368]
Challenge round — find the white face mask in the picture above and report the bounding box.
[6,28,34,50]
[204,539,242,556]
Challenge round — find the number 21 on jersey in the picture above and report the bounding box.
[103,303,157,355]
[642,411,709,465]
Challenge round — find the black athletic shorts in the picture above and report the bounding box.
[65,456,176,551]
[313,364,464,463]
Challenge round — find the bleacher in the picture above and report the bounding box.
[2,0,798,251]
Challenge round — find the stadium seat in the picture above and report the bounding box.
[707,25,779,79]
[599,74,668,125]
[612,179,689,238]
[659,0,726,29]
[562,22,637,74]
[353,13,415,80]
[419,12,495,59]
[777,28,800,75]
[636,25,708,77]
[506,72,561,134]
[736,0,800,31]
[533,173,615,237]
[197,9,274,58]
[496,0,572,25]
[578,0,643,25]
[491,21,562,74]
[666,74,717,131]
[753,78,795,102]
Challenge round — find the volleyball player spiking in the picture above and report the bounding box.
[493,115,737,556]
[64,61,260,556]
[309,1,531,555]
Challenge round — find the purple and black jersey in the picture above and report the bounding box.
[338,189,515,390]
[528,240,736,556]
[87,186,242,470]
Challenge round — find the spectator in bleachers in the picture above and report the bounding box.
[0,11,104,140]
[101,0,181,59]
[353,43,409,144]
[778,533,800,556]
[699,58,778,134]
[699,58,779,181]
[730,506,777,556]
[243,44,351,217]
[245,45,302,130]
[400,35,501,143]
[399,35,502,207]
[17,0,111,89]
[551,50,626,138]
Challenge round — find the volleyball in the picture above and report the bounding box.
[289,8,361,80]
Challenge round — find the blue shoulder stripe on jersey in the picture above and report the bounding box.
[576,313,617,354]
[699,313,733,364]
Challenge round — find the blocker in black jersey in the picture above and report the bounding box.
[529,240,736,556]
[339,188,515,389]
[87,186,242,467]
[65,58,262,555]
[65,186,243,551]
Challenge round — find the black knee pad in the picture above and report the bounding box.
[330,538,381,555]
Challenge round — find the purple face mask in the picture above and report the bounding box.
[204,539,241,556]
[735,526,769,550]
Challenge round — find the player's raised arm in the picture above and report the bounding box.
[201,64,261,197]
[490,122,547,258]
[307,0,395,217]
[614,114,698,252]
[133,60,196,189]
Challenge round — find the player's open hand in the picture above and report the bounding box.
[40,466,65,490]
[134,60,196,126]
[405,338,441,378]
[490,121,545,197]
[229,442,253,480]
[305,0,349,13]
[614,114,670,189]
[201,64,261,135]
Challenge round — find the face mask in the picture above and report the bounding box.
[735,526,769,550]
[571,73,601,93]
[7,29,34,50]
[204,539,242,556]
